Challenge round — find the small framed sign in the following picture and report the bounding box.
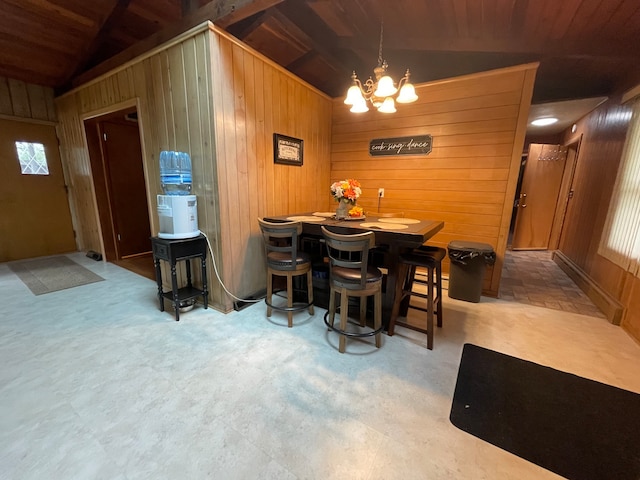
[369,135,433,156]
[273,133,303,166]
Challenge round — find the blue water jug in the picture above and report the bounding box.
[159,150,192,195]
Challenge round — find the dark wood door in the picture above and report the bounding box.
[100,120,151,258]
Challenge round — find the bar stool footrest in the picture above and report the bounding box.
[390,319,431,336]
[323,308,384,338]
[404,291,442,308]
[408,305,442,316]
[266,289,314,313]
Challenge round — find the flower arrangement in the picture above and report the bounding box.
[330,179,361,204]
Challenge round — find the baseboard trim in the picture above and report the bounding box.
[552,251,624,325]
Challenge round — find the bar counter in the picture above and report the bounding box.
[265,212,445,327]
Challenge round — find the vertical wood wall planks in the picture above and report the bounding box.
[55,23,333,311]
[0,76,57,122]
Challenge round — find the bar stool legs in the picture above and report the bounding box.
[266,272,273,318]
[259,218,314,328]
[328,286,382,353]
[265,268,314,327]
[322,226,383,354]
[389,247,446,350]
[406,261,443,327]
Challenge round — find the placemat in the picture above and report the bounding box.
[359,222,409,230]
[311,212,335,217]
[378,217,421,224]
[286,216,326,222]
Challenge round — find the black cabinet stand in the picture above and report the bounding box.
[151,234,209,321]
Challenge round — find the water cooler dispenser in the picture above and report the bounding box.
[157,150,199,239]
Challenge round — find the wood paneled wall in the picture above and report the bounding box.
[54,23,332,312]
[209,27,332,309]
[0,76,56,123]
[622,274,640,342]
[560,97,640,342]
[331,64,537,295]
[561,100,630,271]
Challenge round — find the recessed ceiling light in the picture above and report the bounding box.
[531,117,559,126]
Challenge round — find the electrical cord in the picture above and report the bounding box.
[199,230,262,304]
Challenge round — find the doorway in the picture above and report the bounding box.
[510,143,569,250]
[84,107,155,280]
[501,140,586,309]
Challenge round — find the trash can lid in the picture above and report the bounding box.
[447,240,494,253]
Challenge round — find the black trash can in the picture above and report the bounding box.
[447,241,496,303]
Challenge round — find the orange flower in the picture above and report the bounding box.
[349,205,364,217]
[331,179,362,203]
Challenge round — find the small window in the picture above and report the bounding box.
[15,142,49,175]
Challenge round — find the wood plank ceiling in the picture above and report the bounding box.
[1,0,639,104]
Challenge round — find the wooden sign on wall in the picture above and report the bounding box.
[369,135,432,156]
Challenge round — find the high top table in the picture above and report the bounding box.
[264,213,444,328]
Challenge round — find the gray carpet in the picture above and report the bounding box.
[8,255,104,295]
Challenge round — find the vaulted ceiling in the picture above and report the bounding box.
[2,0,640,105]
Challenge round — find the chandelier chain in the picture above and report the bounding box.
[377,22,384,67]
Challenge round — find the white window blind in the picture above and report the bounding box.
[599,100,640,277]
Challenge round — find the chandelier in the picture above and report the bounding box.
[344,23,418,113]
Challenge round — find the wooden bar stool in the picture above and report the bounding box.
[321,226,383,353]
[258,218,314,327]
[388,245,446,349]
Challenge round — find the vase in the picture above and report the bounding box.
[336,199,353,219]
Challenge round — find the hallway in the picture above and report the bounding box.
[499,250,605,319]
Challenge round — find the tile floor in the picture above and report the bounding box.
[1,251,639,480]
[499,250,606,318]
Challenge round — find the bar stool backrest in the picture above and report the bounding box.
[258,218,304,271]
[321,226,376,289]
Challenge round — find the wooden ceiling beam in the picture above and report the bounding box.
[285,51,318,72]
[215,0,283,28]
[65,0,132,83]
[274,1,364,78]
[181,0,200,16]
[225,11,269,39]
[70,0,261,89]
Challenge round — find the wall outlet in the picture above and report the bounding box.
[378,188,385,198]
